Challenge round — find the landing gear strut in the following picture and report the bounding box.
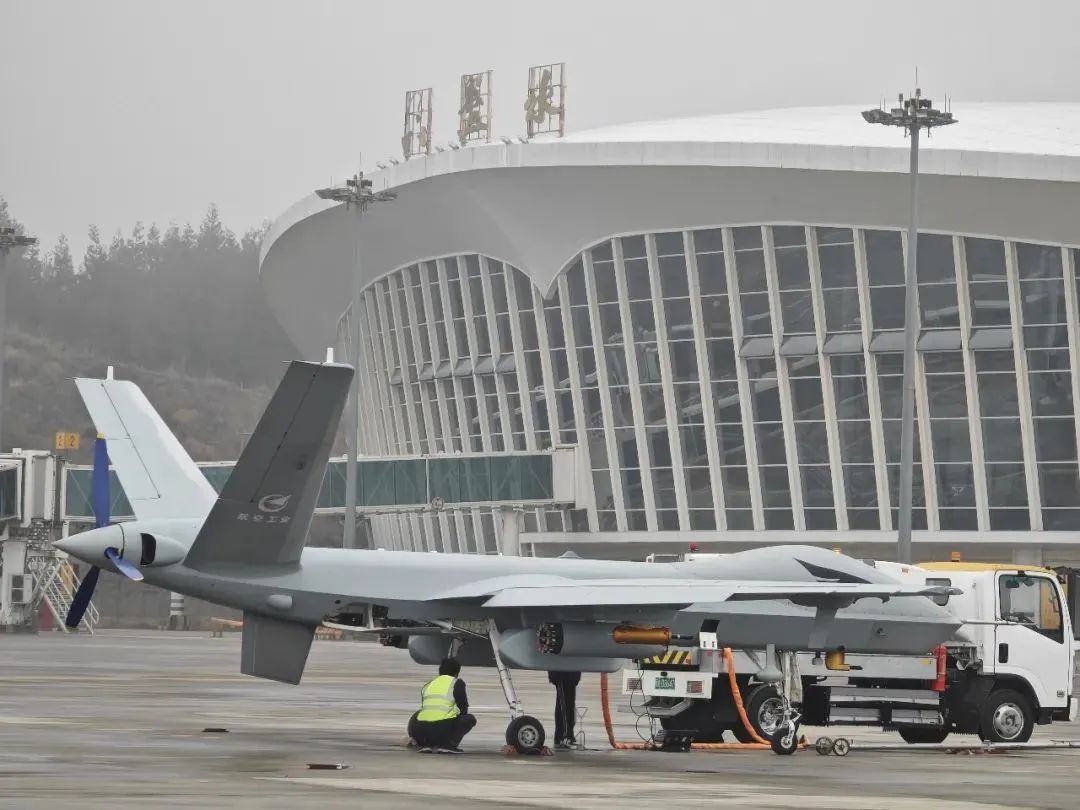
[488,620,546,753]
[769,694,801,755]
[762,645,801,755]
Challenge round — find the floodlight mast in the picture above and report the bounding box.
[0,228,38,451]
[861,90,956,564]
[314,173,395,549]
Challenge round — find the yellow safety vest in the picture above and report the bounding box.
[417,675,460,722]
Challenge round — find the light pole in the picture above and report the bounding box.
[862,90,956,564]
[0,227,37,451]
[315,173,395,549]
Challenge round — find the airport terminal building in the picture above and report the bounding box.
[259,104,1080,564]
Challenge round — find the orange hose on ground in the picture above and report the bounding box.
[723,646,771,745]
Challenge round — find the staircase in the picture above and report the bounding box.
[30,554,99,633]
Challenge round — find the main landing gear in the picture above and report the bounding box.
[488,620,546,754]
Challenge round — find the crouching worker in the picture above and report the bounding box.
[408,657,477,753]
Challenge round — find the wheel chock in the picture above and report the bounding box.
[501,745,554,757]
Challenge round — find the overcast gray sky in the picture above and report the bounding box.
[4,0,1080,261]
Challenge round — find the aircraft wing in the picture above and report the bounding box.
[450,578,957,610]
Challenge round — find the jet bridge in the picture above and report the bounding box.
[61,447,583,522]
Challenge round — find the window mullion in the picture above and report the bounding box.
[503,268,538,449]
[684,232,726,530]
[1062,248,1080,516]
[854,230,892,529]
[558,272,598,531]
[806,226,847,530]
[532,282,559,453]
[401,270,437,454]
[954,236,989,530]
[386,274,421,453]
[762,226,805,529]
[370,287,407,453]
[457,258,493,453]
[613,237,659,531]
[900,230,938,531]
[722,227,764,527]
[1006,241,1042,529]
[647,234,691,530]
[583,247,628,530]
[480,257,513,450]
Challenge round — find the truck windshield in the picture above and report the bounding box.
[998,575,1064,644]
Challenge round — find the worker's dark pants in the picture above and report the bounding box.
[408,711,477,749]
[554,681,577,743]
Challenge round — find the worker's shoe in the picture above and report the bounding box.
[436,746,463,754]
[555,739,575,750]
[416,747,433,754]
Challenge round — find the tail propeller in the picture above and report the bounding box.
[65,436,141,629]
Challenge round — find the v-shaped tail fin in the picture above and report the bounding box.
[75,377,217,521]
[183,361,353,569]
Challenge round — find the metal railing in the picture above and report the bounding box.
[29,554,97,633]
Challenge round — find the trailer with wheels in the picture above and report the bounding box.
[626,558,1080,748]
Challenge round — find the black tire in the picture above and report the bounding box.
[978,689,1034,744]
[732,685,785,743]
[770,724,799,755]
[898,727,950,745]
[506,715,546,753]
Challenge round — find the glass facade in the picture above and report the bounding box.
[351,227,1080,551]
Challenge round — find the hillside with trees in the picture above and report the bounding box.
[0,196,298,462]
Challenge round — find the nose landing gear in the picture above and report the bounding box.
[756,644,801,755]
[769,695,801,756]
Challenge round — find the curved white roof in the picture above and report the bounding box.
[560,103,1080,157]
[260,103,1080,357]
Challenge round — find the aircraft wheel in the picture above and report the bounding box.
[770,723,799,755]
[506,715,546,754]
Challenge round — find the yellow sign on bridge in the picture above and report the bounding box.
[54,432,81,451]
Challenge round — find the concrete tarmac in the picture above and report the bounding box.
[1,630,1078,809]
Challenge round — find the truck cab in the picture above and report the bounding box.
[922,563,1074,717]
[865,560,1077,738]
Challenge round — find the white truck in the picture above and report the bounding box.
[625,558,1080,745]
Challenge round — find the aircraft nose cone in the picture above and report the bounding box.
[53,525,123,565]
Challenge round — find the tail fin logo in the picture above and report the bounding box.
[258,493,292,513]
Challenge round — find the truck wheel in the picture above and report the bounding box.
[898,727,949,745]
[978,690,1033,743]
[733,685,784,743]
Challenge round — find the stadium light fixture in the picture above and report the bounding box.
[0,228,38,450]
[314,172,395,550]
[862,89,957,564]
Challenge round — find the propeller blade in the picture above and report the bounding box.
[105,547,144,582]
[66,565,101,628]
[92,435,110,529]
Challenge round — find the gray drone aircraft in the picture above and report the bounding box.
[57,361,960,754]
